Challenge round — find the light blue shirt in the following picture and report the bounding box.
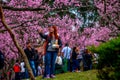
[62,46,72,59]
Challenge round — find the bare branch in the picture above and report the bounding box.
[103,0,106,13]
[0,19,38,33]
[2,5,45,11]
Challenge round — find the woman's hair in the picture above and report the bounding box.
[49,26,58,39]
[72,47,77,53]
[26,41,31,45]
[84,49,89,53]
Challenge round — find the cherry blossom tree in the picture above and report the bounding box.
[94,0,120,36]
[0,0,119,78]
[0,0,116,58]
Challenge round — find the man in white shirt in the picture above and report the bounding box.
[62,43,72,71]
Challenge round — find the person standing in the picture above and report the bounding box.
[61,43,72,72]
[0,51,4,70]
[0,51,4,80]
[77,49,83,72]
[38,25,62,78]
[34,50,39,76]
[71,46,79,72]
[82,49,93,71]
[24,41,36,77]
[37,63,42,76]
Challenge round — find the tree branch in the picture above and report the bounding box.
[0,19,38,33]
[96,39,106,43]
[2,5,45,11]
[0,6,35,80]
[103,0,106,13]
[113,21,120,28]
[0,24,39,33]
[106,15,120,28]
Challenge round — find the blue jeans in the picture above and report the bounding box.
[45,51,57,77]
[29,60,36,76]
[25,69,29,79]
[24,60,36,78]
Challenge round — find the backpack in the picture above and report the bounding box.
[0,51,4,69]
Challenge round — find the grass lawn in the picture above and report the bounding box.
[36,70,98,80]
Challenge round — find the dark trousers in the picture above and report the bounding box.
[83,60,92,71]
[72,59,79,71]
[77,59,82,70]
[21,72,25,79]
[15,72,20,80]
[67,59,71,71]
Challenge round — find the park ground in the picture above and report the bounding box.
[36,70,98,80]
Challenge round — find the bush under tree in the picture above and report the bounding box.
[89,37,120,80]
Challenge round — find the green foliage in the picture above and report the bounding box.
[88,37,120,80]
[88,45,97,53]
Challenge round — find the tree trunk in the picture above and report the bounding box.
[0,6,35,80]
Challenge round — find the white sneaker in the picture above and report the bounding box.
[77,70,81,72]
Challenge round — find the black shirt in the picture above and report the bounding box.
[83,53,92,64]
[24,48,35,61]
[72,51,78,60]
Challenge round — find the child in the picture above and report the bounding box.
[20,60,25,79]
[13,60,21,80]
[37,63,42,76]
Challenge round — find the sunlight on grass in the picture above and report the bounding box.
[36,70,98,80]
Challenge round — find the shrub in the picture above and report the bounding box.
[88,37,120,80]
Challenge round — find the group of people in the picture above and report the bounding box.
[0,25,98,80]
[12,25,62,80]
[11,42,43,80]
[58,43,95,73]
